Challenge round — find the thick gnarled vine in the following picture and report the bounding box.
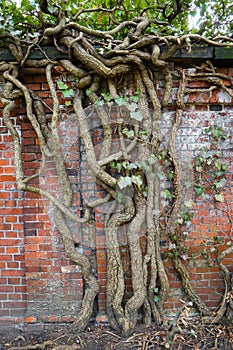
[0,0,233,336]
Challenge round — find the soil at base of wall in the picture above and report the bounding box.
[0,319,233,350]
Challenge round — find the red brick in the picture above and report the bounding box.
[188,81,210,88]
[8,278,21,285]
[2,301,27,309]
[25,251,47,259]
[0,159,10,166]
[7,262,20,269]
[0,286,14,292]
[0,175,16,182]
[25,316,37,323]
[1,270,24,277]
[25,83,41,90]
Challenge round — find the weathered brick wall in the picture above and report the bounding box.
[0,98,26,327]
[0,65,232,327]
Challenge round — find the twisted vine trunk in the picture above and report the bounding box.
[168,70,211,316]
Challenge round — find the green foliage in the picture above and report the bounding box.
[192,0,233,37]
[57,81,74,97]
[205,125,227,141]
[0,0,232,38]
[57,80,74,106]
[194,124,228,203]
[154,287,160,303]
[0,0,42,38]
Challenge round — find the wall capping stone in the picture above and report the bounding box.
[0,46,233,66]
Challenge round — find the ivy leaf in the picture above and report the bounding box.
[154,295,160,302]
[161,189,173,200]
[102,92,112,102]
[196,166,203,172]
[132,175,143,189]
[215,178,226,189]
[130,111,143,121]
[127,102,138,112]
[115,96,127,106]
[110,161,116,168]
[96,99,104,106]
[57,81,69,90]
[184,200,194,209]
[127,162,139,170]
[131,94,140,103]
[62,89,74,97]
[139,130,148,140]
[122,128,134,139]
[214,161,221,171]
[214,193,225,202]
[65,100,72,106]
[222,164,227,171]
[117,176,132,189]
[202,193,211,201]
[194,185,204,197]
[116,162,122,172]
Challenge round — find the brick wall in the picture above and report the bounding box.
[0,65,232,327]
[0,100,26,327]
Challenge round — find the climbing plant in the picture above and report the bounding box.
[0,0,233,336]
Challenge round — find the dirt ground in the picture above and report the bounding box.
[0,319,233,350]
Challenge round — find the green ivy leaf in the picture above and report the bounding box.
[110,161,116,168]
[222,164,227,171]
[214,193,225,202]
[102,92,112,102]
[196,166,203,172]
[215,178,226,189]
[154,295,160,302]
[130,111,143,121]
[132,175,143,189]
[65,100,72,106]
[115,96,128,106]
[194,185,204,197]
[57,81,69,90]
[131,94,140,103]
[214,161,221,171]
[161,189,173,199]
[127,102,138,112]
[116,162,122,172]
[127,162,139,170]
[62,89,74,97]
[122,128,134,139]
[117,176,132,189]
[96,99,104,106]
[139,130,148,140]
[184,200,194,209]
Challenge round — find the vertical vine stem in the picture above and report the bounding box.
[168,69,211,316]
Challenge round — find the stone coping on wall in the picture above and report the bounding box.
[0,46,233,67]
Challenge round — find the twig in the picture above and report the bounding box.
[102,330,122,339]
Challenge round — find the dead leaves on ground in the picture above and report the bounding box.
[3,321,233,350]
